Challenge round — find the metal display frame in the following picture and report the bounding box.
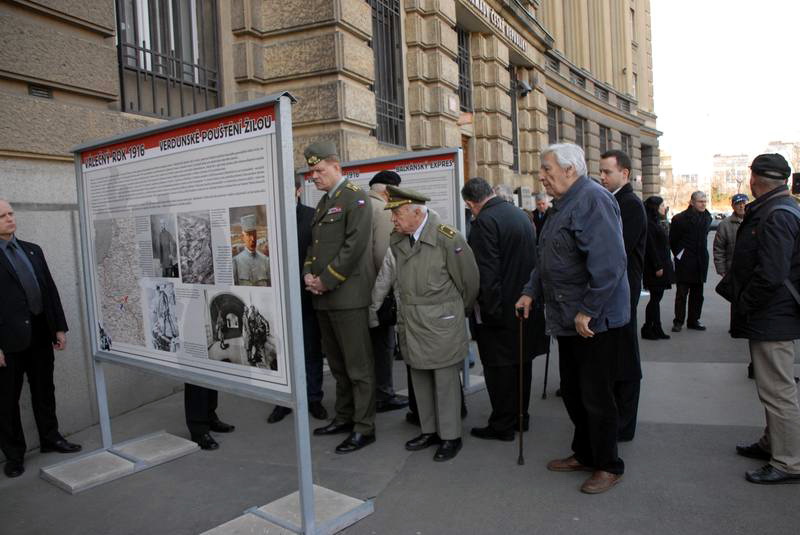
[301,147,482,392]
[66,93,367,534]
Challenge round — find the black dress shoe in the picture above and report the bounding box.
[210,419,235,433]
[267,406,292,424]
[736,442,771,461]
[4,460,25,478]
[313,421,354,436]
[376,396,409,413]
[671,323,682,332]
[405,433,441,451]
[686,322,706,331]
[335,432,376,454]
[40,438,82,454]
[470,426,515,442]
[309,401,328,420]
[745,464,800,484]
[192,433,219,450]
[433,439,462,462]
[405,411,420,426]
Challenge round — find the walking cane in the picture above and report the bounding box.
[541,339,551,400]
[517,309,525,466]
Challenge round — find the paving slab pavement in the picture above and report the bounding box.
[2,236,799,534]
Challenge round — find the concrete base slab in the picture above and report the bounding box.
[200,513,291,535]
[113,431,198,465]
[40,451,134,494]
[247,485,372,534]
[40,432,199,494]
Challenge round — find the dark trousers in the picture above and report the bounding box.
[370,324,396,402]
[0,315,61,462]
[614,380,641,441]
[557,329,624,474]
[302,308,324,403]
[317,308,376,435]
[673,282,704,326]
[645,287,665,326]
[184,384,219,437]
[484,362,532,433]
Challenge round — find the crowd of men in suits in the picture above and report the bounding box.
[2,143,798,490]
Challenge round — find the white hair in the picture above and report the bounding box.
[408,203,428,213]
[542,143,588,177]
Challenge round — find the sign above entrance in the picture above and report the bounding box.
[466,0,529,52]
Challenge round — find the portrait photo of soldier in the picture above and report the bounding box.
[230,206,270,287]
[150,214,179,278]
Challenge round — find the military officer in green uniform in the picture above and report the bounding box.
[233,214,270,286]
[386,186,479,461]
[303,141,377,454]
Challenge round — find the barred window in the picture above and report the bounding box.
[599,125,612,153]
[547,103,561,145]
[546,55,560,72]
[370,0,405,147]
[617,97,631,113]
[569,70,586,89]
[595,85,609,102]
[508,65,520,171]
[457,27,473,112]
[117,0,219,118]
[621,133,632,156]
[575,115,587,151]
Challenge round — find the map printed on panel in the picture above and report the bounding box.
[94,217,145,347]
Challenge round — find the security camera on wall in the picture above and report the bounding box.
[517,80,533,98]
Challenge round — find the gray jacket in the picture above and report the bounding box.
[522,175,630,336]
[712,214,742,275]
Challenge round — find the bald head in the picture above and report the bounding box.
[0,198,17,240]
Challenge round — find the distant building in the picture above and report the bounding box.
[712,153,750,194]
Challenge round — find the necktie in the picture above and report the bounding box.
[7,242,43,315]
[409,235,415,247]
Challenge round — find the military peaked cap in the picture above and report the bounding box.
[304,141,338,166]
[384,185,431,209]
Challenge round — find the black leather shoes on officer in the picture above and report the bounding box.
[736,442,771,461]
[433,438,462,462]
[4,459,25,478]
[470,426,515,442]
[40,437,82,454]
[192,433,219,450]
[405,433,441,451]
[313,421,354,436]
[335,432,375,454]
[209,419,235,433]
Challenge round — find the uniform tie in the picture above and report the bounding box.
[409,235,415,247]
[6,241,43,315]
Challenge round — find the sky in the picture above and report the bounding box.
[650,0,800,176]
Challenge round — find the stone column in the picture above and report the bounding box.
[471,34,513,185]
[404,0,460,150]
[586,120,601,176]
[641,143,661,197]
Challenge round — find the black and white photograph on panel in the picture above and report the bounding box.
[149,213,179,278]
[205,288,278,371]
[142,280,181,353]
[177,210,215,285]
[229,204,271,287]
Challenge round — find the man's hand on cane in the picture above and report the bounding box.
[515,295,533,319]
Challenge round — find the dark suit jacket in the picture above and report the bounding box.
[296,201,316,316]
[669,206,712,284]
[614,183,646,381]
[0,239,68,353]
[532,210,548,242]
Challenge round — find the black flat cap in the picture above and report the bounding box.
[369,170,401,187]
[751,153,791,180]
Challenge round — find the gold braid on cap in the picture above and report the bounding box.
[306,155,321,166]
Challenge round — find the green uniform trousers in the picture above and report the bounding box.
[317,308,376,435]
[410,363,462,440]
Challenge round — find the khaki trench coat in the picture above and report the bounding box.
[391,212,479,370]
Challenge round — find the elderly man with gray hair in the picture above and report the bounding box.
[515,143,630,494]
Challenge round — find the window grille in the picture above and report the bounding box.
[621,133,632,156]
[618,97,631,113]
[116,0,219,118]
[595,85,609,102]
[508,64,520,171]
[457,27,473,112]
[547,103,561,145]
[599,125,612,153]
[575,115,587,151]
[546,55,560,72]
[569,70,586,89]
[370,0,405,146]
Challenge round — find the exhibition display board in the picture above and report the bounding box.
[63,94,369,534]
[302,148,466,232]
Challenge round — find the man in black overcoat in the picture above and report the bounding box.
[462,178,546,441]
[267,176,329,423]
[0,199,81,478]
[669,191,712,331]
[600,150,647,441]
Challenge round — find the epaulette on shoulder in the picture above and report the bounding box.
[345,182,360,192]
[437,224,456,239]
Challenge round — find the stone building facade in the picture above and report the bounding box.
[0,0,659,454]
